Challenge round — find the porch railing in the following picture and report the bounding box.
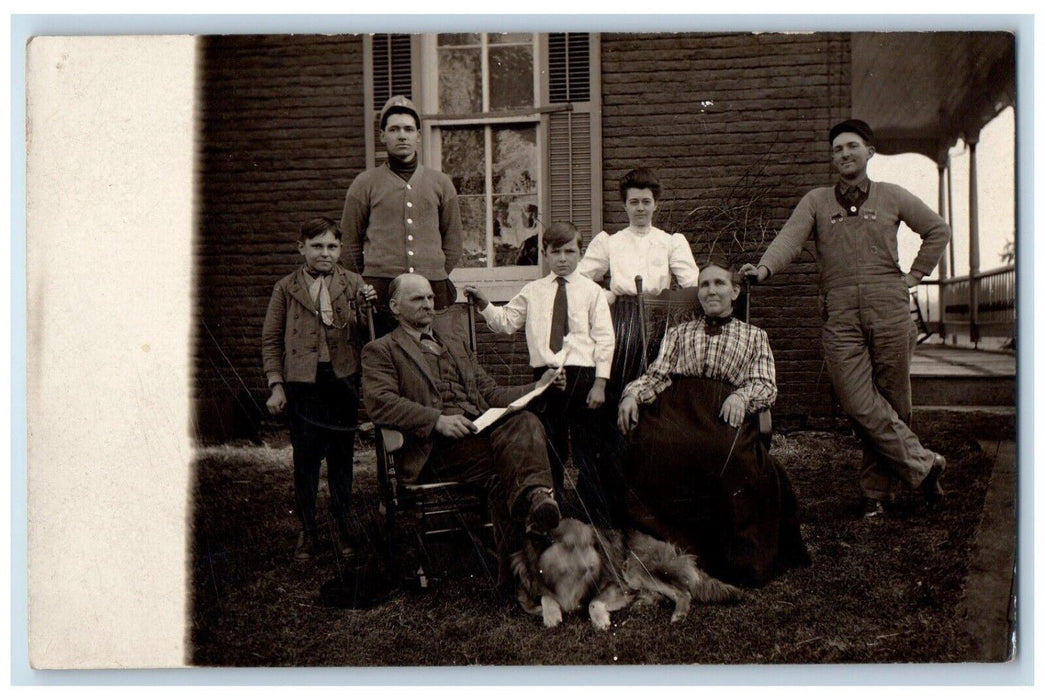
[916,264,1015,341]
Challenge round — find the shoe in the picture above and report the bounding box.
[335,518,356,559]
[525,487,561,534]
[862,497,885,519]
[921,452,946,505]
[294,529,314,561]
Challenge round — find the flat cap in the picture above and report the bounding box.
[829,119,875,146]
[379,95,420,130]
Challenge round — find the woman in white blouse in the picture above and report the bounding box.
[578,167,701,398]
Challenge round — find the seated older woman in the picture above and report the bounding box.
[617,260,810,587]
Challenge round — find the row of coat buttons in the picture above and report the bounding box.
[406,183,414,272]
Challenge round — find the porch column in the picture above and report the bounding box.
[936,159,948,340]
[968,135,981,345]
[946,154,956,344]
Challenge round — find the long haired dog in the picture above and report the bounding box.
[512,518,744,630]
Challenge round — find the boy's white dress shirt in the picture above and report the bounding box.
[479,270,614,377]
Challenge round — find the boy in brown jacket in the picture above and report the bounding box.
[262,217,376,561]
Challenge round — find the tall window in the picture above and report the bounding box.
[365,33,600,300]
[423,33,542,276]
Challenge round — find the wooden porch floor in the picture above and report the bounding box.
[911,343,1016,378]
[910,343,1016,407]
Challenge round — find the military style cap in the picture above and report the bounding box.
[829,119,875,146]
[379,95,421,130]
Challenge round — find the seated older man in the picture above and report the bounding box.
[362,273,564,585]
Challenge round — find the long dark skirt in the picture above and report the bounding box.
[623,376,811,587]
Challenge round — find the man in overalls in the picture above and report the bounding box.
[741,119,950,518]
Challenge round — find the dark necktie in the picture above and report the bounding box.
[420,333,443,356]
[549,277,569,353]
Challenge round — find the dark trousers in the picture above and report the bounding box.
[285,365,360,534]
[365,276,456,339]
[533,366,626,528]
[424,410,553,578]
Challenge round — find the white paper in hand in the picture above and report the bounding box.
[472,363,565,432]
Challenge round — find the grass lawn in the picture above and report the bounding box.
[190,416,1011,667]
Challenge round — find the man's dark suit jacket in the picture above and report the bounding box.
[362,324,537,483]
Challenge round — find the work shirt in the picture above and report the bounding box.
[758,179,950,290]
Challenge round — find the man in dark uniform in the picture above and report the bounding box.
[341,95,463,336]
[741,119,950,518]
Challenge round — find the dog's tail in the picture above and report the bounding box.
[627,530,747,605]
[691,570,746,604]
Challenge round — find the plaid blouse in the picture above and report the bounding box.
[622,317,777,413]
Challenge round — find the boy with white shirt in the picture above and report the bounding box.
[465,222,617,524]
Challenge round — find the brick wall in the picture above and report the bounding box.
[600,32,852,425]
[194,35,365,442]
[473,316,536,387]
[192,32,854,441]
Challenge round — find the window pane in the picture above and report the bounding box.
[489,33,532,45]
[458,195,488,269]
[440,126,485,195]
[489,45,534,110]
[494,194,539,267]
[492,125,537,195]
[438,47,482,113]
[438,33,481,47]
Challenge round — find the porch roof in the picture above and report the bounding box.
[851,32,1015,162]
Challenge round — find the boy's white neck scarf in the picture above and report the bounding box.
[303,268,334,326]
